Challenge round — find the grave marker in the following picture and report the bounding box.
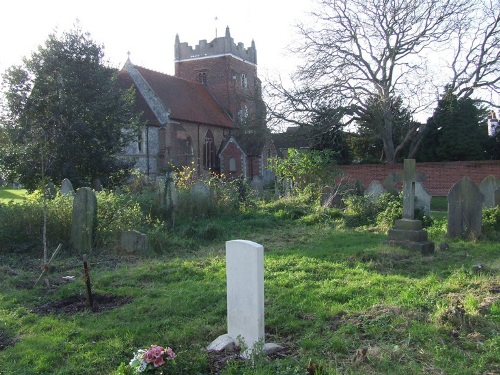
[70,187,97,254]
[61,178,75,195]
[447,176,484,238]
[387,160,434,254]
[364,180,386,202]
[479,175,500,208]
[207,240,282,358]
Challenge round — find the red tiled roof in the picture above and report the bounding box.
[133,66,234,129]
[117,70,161,126]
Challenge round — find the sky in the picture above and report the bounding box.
[0,0,312,79]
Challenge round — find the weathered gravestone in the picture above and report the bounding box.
[364,180,387,202]
[382,172,400,194]
[61,178,75,195]
[479,175,500,208]
[120,230,148,254]
[387,160,434,254]
[495,187,500,207]
[447,176,484,238]
[207,240,282,358]
[192,181,210,199]
[92,179,103,192]
[70,187,97,254]
[46,181,57,198]
[415,182,432,216]
[250,176,264,196]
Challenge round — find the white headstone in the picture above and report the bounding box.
[226,240,264,356]
[415,182,432,216]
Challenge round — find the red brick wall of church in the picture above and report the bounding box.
[338,160,500,196]
[175,56,257,121]
[220,141,243,178]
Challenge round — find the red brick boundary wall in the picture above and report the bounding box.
[338,160,500,196]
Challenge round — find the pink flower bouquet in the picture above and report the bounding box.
[129,344,176,373]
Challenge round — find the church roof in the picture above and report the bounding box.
[118,64,234,129]
[117,69,160,126]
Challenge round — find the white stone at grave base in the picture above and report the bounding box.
[227,240,264,356]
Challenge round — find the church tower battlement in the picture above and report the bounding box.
[174,26,265,129]
[174,26,257,64]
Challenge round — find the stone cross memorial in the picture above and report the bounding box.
[207,240,282,358]
[387,159,434,254]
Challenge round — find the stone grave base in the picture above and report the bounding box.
[386,219,434,255]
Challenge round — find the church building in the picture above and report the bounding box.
[118,27,276,181]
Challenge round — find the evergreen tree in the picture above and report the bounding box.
[0,25,141,190]
[418,88,488,161]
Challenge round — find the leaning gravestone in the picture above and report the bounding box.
[364,180,386,202]
[120,230,148,254]
[447,176,484,238]
[415,182,432,216]
[70,187,97,254]
[479,175,500,208]
[61,178,75,195]
[207,240,282,358]
[387,159,434,254]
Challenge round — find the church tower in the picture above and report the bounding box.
[174,27,266,129]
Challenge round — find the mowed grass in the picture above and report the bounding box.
[1,215,499,374]
[0,187,28,204]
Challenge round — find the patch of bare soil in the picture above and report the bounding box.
[32,293,132,314]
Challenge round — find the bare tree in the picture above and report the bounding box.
[267,0,500,163]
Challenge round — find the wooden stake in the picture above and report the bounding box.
[83,254,94,310]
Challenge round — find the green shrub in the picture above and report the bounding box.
[95,190,148,249]
[0,192,73,252]
[482,206,500,240]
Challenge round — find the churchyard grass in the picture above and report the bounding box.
[1,197,499,374]
[0,187,27,204]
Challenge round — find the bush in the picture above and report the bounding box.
[95,190,148,249]
[482,206,500,240]
[0,192,73,252]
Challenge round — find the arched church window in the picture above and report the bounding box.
[197,72,207,85]
[239,103,249,120]
[241,73,248,89]
[203,130,216,169]
[229,157,237,172]
[185,136,194,164]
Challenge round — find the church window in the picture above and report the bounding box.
[241,73,248,89]
[239,103,249,120]
[185,136,194,163]
[203,130,216,169]
[229,157,237,172]
[137,129,145,153]
[197,72,207,85]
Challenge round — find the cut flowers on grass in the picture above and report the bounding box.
[128,345,176,373]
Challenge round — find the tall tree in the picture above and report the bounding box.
[267,0,500,163]
[418,88,488,161]
[0,26,141,190]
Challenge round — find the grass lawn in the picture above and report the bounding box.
[0,187,27,204]
[1,212,499,374]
